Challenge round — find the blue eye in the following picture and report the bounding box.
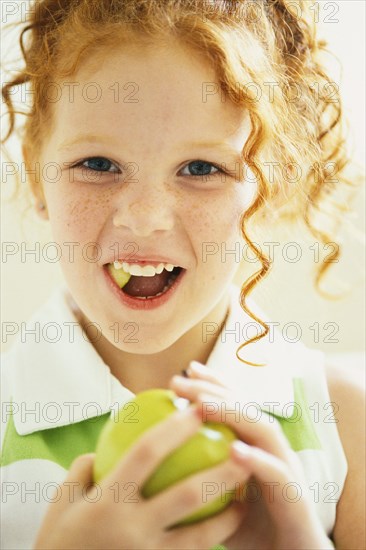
[79,157,119,172]
[181,161,220,177]
[73,157,226,180]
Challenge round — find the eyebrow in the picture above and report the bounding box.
[58,135,244,160]
[180,141,244,159]
[58,134,117,151]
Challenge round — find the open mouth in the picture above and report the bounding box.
[106,262,184,300]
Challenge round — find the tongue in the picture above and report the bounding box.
[122,271,171,297]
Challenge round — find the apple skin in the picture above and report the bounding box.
[93,388,238,526]
[107,263,131,288]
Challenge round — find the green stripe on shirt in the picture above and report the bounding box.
[1,378,321,470]
[1,402,110,469]
[276,378,322,451]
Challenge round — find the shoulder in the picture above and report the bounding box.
[325,362,365,430]
[325,362,365,549]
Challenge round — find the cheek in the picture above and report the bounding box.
[46,185,114,243]
[44,185,116,276]
[186,189,246,244]
[184,188,250,281]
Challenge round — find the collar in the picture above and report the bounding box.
[206,285,299,417]
[8,285,134,435]
[8,284,313,436]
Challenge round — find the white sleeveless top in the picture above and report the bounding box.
[1,283,347,548]
[206,284,348,536]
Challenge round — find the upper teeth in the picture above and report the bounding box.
[112,261,177,277]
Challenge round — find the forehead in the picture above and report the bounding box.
[50,42,250,154]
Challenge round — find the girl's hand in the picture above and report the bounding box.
[33,405,247,550]
[170,362,335,550]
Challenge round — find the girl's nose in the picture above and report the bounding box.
[112,185,175,237]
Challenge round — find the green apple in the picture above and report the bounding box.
[93,388,238,526]
[108,263,131,288]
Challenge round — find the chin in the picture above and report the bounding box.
[109,334,179,355]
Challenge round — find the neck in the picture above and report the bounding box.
[79,294,231,394]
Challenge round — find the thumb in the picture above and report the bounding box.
[37,453,96,525]
[67,453,96,485]
[58,453,96,509]
[68,453,96,495]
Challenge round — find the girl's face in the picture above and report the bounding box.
[38,40,256,352]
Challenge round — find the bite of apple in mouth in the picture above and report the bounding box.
[107,261,184,299]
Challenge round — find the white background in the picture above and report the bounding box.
[1,1,365,371]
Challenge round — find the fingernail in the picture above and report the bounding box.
[189,360,207,372]
[232,440,251,458]
[171,375,190,386]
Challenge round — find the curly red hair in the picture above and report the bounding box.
[2,0,362,365]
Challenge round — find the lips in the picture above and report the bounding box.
[103,263,187,310]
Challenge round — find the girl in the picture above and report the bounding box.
[1,0,364,549]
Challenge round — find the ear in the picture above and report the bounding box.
[22,145,49,220]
